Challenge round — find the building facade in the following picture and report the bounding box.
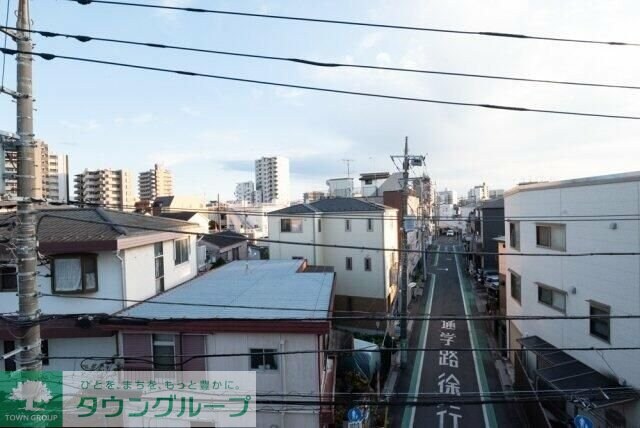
[467,182,489,203]
[234,180,255,204]
[504,172,640,426]
[303,190,326,203]
[75,169,136,211]
[138,164,173,202]
[438,188,458,205]
[46,152,69,202]
[326,177,355,198]
[255,156,290,204]
[268,198,398,317]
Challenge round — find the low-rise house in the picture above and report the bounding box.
[505,172,640,426]
[158,210,210,233]
[268,198,398,319]
[111,259,336,428]
[0,208,200,371]
[200,231,249,263]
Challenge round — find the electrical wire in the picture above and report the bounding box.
[0,0,10,87]
[33,294,640,321]
[54,199,640,223]
[64,0,640,48]
[34,212,640,257]
[2,46,640,121]
[4,25,640,91]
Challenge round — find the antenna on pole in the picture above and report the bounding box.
[341,159,354,178]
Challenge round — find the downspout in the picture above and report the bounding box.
[280,339,287,427]
[116,250,127,310]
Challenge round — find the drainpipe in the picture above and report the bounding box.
[280,339,287,427]
[116,250,127,309]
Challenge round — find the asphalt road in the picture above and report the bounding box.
[392,236,520,428]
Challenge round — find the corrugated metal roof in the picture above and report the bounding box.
[118,260,334,320]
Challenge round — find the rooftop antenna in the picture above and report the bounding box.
[342,159,354,178]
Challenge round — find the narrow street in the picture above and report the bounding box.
[392,236,521,427]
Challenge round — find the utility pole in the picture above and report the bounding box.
[391,138,425,368]
[15,0,41,371]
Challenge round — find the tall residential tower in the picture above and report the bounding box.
[75,169,135,211]
[138,164,173,202]
[255,156,290,204]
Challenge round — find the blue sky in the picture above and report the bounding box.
[1,0,640,201]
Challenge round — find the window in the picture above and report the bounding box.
[509,222,520,250]
[536,224,566,251]
[153,334,176,370]
[317,219,322,233]
[510,271,521,304]
[364,257,372,272]
[154,243,164,293]
[3,341,15,371]
[250,348,278,370]
[41,340,49,366]
[52,255,98,294]
[346,257,353,271]
[537,284,566,312]
[0,266,17,292]
[280,218,303,233]
[345,219,352,232]
[174,238,190,265]
[590,301,610,342]
[367,219,373,232]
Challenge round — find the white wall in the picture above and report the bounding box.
[268,210,398,300]
[505,180,640,390]
[206,332,320,428]
[124,237,197,305]
[0,252,124,315]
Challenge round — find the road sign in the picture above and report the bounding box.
[574,415,593,428]
[347,407,363,422]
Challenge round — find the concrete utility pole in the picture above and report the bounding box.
[15,0,42,371]
[399,138,410,367]
[391,138,425,368]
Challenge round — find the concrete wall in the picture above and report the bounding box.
[505,180,640,391]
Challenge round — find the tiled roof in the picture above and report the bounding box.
[201,231,247,249]
[0,208,200,253]
[269,197,387,215]
[118,259,334,320]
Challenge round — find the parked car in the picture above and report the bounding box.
[446,229,455,237]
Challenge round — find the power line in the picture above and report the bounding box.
[0,0,10,87]
[36,212,640,257]
[65,0,640,48]
[35,294,640,321]
[5,25,640,91]
[2,47,640,120]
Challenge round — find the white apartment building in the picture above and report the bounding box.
[46,152,69,202]
[467,182,489,203]
[75,168,136,211]
[504,172,640,426]
[255,156,290,204]
[1,139,69,201]
[268,198,399,316]
[234,180,256,204]
[138,163,173,202]
[438,188,458,205]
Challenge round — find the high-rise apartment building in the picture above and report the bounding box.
[438,189,458,205]
[138,164,173,202]
[234,181,255,204]
[2,139,69,202]
[255,156,290,204]
[75,169,135,211]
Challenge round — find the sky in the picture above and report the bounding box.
[1,0,640,201]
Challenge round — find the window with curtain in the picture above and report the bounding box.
[174,238,190,265]
[52,255,98,293]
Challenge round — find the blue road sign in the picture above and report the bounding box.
[574,415,593,428]
[347,407,363,422]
